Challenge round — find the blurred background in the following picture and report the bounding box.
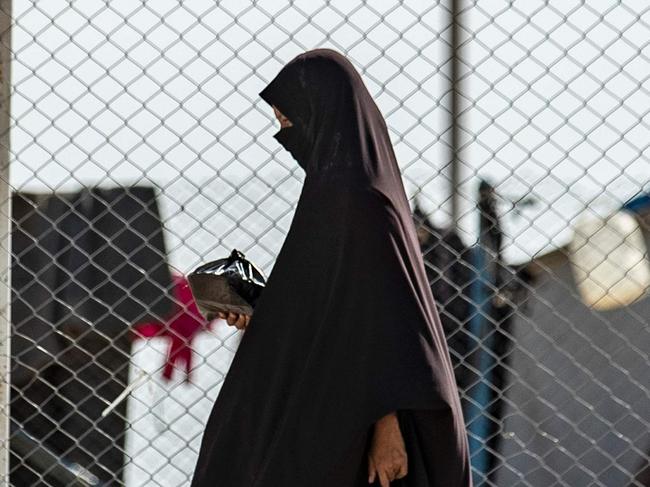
[2,0,649,485]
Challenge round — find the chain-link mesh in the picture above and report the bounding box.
[5,0,650,485]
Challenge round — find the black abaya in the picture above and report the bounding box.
[190,48,472,487]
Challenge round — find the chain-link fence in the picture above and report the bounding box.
[4,0,650,485]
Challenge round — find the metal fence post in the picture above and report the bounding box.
[0,0,11,483]
[450,0,460,228]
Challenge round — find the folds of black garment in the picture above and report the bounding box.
[10,185,173,486]
[190,179,472,487]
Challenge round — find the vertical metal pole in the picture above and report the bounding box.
[0,0,11,483]
[450,0,460,227]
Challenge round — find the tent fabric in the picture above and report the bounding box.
[493,250,650,486]
[10,185,172,485]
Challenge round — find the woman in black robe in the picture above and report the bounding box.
[190,48,472,487]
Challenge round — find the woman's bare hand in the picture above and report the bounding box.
[217,311,251,330]
[368,411,408,486]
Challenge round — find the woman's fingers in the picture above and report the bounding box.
[368,455,376,483]
[222,311,252,329]
[368,457,392,486]
[369,455,407,485]
[378,469,390,487]
[235,313,247,329]
[226,311,237,326]
[367,411,408,485]
[396,461,408,479]
[367,453,408,485]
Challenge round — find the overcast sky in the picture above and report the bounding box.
[9,0,650,271]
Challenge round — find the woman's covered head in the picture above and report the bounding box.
[261,48,360,131]
[259,48,396,183]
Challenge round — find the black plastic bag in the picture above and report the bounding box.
[187,248,267,319]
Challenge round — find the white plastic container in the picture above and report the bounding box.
[568,210,650,310]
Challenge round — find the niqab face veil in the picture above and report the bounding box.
[190,48,473,487]
[259,48,404,189]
